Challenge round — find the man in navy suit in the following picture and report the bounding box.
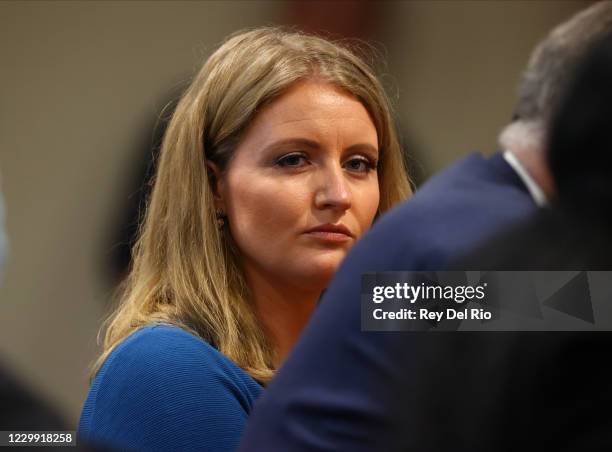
[239,3,612,451]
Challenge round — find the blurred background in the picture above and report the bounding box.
[0,0,590,427]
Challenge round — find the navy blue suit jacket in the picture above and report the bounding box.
[239,152,538,451]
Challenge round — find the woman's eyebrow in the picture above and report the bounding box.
[262,139,378,156]
[262,138,320,153]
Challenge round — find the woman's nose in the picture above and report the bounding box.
[314,165,352,212]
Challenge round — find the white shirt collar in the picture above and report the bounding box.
[503,150,548,207]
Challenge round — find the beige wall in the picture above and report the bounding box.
[0,0,588,426]
[379,0,586,175]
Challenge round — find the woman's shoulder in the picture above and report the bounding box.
[110,322,214,356]
[79,324,263,451]
[99,324,259,390]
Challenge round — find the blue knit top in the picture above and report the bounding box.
[79,324,263,451]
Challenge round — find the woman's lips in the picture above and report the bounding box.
[303,224,353,242]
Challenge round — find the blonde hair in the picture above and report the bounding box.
[92,27,411,383]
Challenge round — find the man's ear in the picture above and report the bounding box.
[205,160,225,211]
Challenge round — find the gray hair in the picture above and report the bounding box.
[515,1,612,123]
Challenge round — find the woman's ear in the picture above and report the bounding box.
[205,160,226,211]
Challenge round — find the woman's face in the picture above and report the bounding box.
[216,80,380,291]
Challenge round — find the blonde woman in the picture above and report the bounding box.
[79,27,411,451]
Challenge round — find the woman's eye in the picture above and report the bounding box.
[276,153,308,168]
[344,157,375,173]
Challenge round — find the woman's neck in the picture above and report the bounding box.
[245,267,320,368]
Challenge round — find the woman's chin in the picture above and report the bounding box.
[297,254,346,288]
